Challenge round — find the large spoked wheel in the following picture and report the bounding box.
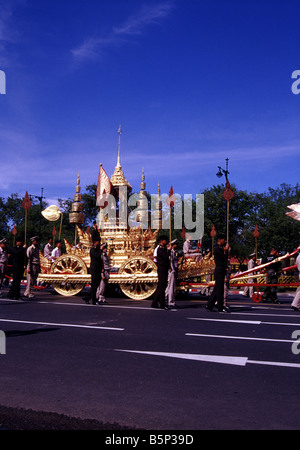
[50,254,88,296]
[119,256,158,300]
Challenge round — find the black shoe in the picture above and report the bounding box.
[205,306,214,311]
[219,307,231,313]
[292,306,300,311]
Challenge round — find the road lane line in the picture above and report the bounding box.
[115,349,248,366]
[0,318,124,331]
[188,317,300,327]
[247,360,300,369]
[185,333,294,343]
[116,349,300,369]
[188,318,261,325]
[231,311,300,320]
[0,299,159,311]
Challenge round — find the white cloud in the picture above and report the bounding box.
[0,0,25,66]
[71,2,173,63]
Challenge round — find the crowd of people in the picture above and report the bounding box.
[0,227,299,312]
[150,233,300,313]
[0,235,63,300]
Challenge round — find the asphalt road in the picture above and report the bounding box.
[1,285,300,431]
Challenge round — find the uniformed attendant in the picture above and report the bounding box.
[166,239,178,308]
[0,238,8,295]
[24,236,40,299]
[43,237,53,262]
[91,221,101,243]
[51,240,62,262]
[89,238,103,305]
[242,252,256,298]
[97,243,110,304]
[183,235,201,262]
[262,247,281,304]
[151,235,170,309]
[7,237,26,300]
[206,234,230,312]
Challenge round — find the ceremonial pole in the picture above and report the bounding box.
[210,224,216,251]
[22,191,32,247]
[12,225,17,247]
[253,225,260,260]
[167,186,175,243]
[217,159,234,243]
[52,225,57,245]
[59,212,63,241]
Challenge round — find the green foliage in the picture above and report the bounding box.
[201,183,300,258]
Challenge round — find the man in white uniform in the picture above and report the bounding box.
[51,240,62,263]
[166,239,178,308]
[243,253,256,298]
[24,236,40,299]
[183,235,201,262]
[43,237,53,262]
[291,252,300,311]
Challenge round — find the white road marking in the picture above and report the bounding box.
[231,311,300,319]
[116,349,248,366]
[188,317,300,327]
[0,298,158,311]
[0,318,124,331]
[188,318,261,325]
[185,333,294,343]
[115,349,300,369]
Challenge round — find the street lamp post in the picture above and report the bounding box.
[216,158,234,243]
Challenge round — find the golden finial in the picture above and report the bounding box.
[117,125,122,168]
[110,125,132,192]
[140,168,146,191]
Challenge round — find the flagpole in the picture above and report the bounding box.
[24,209,27,247]
[59,212,63,240]
[22,191,32,247]
[169,206,172,242]
[167,186,175,243]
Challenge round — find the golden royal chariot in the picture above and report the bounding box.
[37,130,215,300]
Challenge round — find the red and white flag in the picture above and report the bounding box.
[96,164,111,209]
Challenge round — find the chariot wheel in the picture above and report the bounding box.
[118,256,158,300]
[50,254,88,296]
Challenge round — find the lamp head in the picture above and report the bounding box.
[216,167,223,178]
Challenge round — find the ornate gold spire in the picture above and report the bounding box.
[69,173,85,225]
[152,181,162,230]
[110,125,132,192]
[140,168,146,192]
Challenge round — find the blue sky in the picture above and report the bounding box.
[0,0,299,204]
